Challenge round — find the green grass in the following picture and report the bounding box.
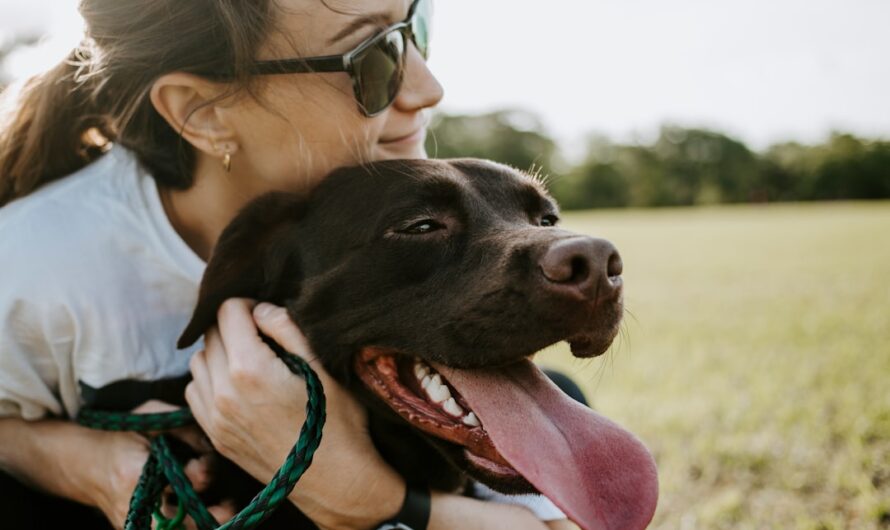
[536,201,890,529]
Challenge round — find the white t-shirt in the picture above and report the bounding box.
[0,145,564,520]
[0,145,204,419]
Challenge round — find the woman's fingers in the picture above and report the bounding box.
[131,400,205,450]
[211,298,317,378]
[185,338,229,453]
[202,328,230,392]
[129,397,212,455]
[251,302,341,389]
[189,344,213,393]
[156,498,234,530]
[186,348,210,417]
[216,298,273,376]
[252,302,314,360]
[208,500,238,524]
[158,487,178,520]
[216,298,324,395]
[131,399,179,415]
[184,380,209,435]
[182,453,214,492]
[186,297,354,485]
[170,428,213,455]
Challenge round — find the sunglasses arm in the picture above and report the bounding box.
[251,55,348,75]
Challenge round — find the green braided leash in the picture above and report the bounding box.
[77,336,326,530]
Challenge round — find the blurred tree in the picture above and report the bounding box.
[552,127,762,208]
[760,141,814,201]
[549,136,630,209]
[649,126,761,205]
[425,109,559,176]
[764,134,890,201]
[428,112,890,209]
[552,161,631,209]
[812,134,890,200]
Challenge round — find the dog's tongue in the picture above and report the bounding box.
[433,360,658,530]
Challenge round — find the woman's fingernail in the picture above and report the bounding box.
[254,302,276,319]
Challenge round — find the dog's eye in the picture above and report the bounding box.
[399,219,445,235]
[540,214,559,227]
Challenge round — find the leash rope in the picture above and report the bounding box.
[76,336,326,530]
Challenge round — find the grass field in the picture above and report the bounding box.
[536,201,890,529]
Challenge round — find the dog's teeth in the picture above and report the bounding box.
[462,412,481,427]
[414,362,430,380]
[426,375,451,403]
[443,397,464,417]
[421,375,432,389]
[428,384,451,404]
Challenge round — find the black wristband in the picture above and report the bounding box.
[375,484,431,530]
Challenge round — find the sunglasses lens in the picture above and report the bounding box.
[354,30,405,115]
[411,0,432,59]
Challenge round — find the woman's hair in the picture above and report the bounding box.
[0,0,276,207]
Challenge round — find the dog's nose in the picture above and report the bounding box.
[539,237,623,300]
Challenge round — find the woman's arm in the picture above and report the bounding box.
[0,416,150,526]
[186,300,574,530]
[0,409,229,529]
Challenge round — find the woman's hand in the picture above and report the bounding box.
[90,429,151,528]
[92,401,234,529]
[185,299,405,530]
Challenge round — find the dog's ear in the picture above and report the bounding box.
[178,192,305,349]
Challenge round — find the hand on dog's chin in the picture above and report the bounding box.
[461,459,540,495]
[420,438,538,495]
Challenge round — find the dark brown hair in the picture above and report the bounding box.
[0,0,276,207]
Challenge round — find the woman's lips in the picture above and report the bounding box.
[379,128,425,146]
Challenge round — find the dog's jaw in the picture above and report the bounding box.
[352,343,660,530]
[353,347,537,492]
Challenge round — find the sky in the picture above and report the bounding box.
[1,0,889,155]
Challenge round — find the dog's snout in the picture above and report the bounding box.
[539,240,591,284]
[539,237,622,301]
[607,249,623,278]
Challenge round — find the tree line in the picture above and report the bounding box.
[425,110,890,209]
[3,34,887,212]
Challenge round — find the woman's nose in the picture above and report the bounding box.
[392,44,444,112]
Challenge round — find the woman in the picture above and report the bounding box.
[0,0,575,529]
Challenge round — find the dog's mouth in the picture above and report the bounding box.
[354,347,523,482]
[354,346,660,530]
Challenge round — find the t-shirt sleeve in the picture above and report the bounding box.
[471,481,567,521]
[0,221,74,420]
[0,297,68,419]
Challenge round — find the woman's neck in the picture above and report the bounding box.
[157,158,256,262]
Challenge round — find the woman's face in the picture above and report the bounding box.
[225,0,444,196]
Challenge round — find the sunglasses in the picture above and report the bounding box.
[251,0,431,117]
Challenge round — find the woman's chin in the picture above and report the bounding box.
[376,138,428,160]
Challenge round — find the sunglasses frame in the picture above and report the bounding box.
[250,0,429,117]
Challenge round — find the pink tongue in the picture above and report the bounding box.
[433,360,658,530]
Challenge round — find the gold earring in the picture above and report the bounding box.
[222,148,232,173]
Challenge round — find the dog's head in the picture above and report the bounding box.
[179,159,657,530]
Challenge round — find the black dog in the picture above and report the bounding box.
[179,159,657,530]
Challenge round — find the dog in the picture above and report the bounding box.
[178,158,658,530]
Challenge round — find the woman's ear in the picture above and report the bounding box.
[149,72,238,157]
